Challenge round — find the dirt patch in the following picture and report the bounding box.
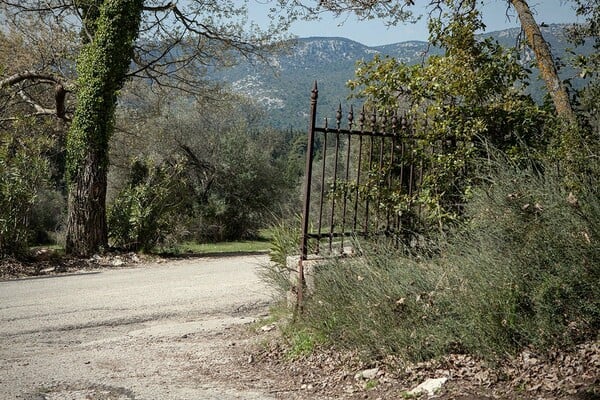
[0,251,152,280]
[202,322,599,399]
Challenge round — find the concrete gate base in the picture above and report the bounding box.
[286,247,355,307]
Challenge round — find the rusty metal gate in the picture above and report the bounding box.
[297,82,424,305]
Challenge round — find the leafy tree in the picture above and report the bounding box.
[64,0,145,256]
[110,85,290,243]
[348,7,549,226]
[567,0,600,133]
[0,118,55,257]
[108,157,188,251]
[0,0,288,256]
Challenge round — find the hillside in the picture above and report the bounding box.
[210,24,591,129]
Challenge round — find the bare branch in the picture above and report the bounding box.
[1,71,71,121]
[0,71,64,88]
[142,2,175,13]
[17,88,55,115]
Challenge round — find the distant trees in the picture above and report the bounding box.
[108,85,291,250]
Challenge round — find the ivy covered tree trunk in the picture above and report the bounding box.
[66,0,144,256]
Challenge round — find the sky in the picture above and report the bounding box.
[246,0,580,46]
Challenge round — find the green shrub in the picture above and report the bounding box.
[0,122,53,257]
[292,152,599,362]
[449,154,600,356]
[108,157,188,252]
[301,243,459,361]
[29,189,66,245]
[258,217,302,297]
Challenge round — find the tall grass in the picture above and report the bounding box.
[291,153,599,362]
[448,155,599,356]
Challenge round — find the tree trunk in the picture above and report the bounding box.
[65,0,144,257]
[510,0,577,124]
[66,152,108,256]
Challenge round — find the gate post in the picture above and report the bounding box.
[298,81,318,311]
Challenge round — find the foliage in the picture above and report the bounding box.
[295,150,599,362]
[196,129,286,241]
[29,188,66,245]
[301,246,453,361]
[258,217,303,297]
[111,85,291,244]
[448,152,600,356]
[566,0,600,134]
[348,7,550,230]
[0,118,53,257]
[107,157,188,252]
[66,0,143,183]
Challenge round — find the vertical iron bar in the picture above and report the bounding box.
[328,104,342,253]
[377,112,385,234]
[298,81,318,311]
[316,119,329,255]
[364,108,375,235]
[387,113,397,237]
[340,106,353,248]
[353,109,365,232]
[417,118,425,218]
[397,115,406,244]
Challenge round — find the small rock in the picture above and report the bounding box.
[260,323,276,332]
[355,367,379,380]
[408,377,448,396]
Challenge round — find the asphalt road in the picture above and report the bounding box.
[0,255,276,400]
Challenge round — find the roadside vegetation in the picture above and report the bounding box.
[262,1,600,368]
[0,0,598,379]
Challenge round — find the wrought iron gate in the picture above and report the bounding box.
[297,82,424,304]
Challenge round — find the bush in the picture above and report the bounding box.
[302,245,458,361]
[191,131,288,242]
[293,152,599,362]
[29,189,66,245]
[0,122,53,257]
[107,157,188,252]
[448,154,600,356]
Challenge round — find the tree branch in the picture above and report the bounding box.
[1,71,71,121]
[0,71,65,88]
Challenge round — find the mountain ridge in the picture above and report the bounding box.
[210,24,589,129]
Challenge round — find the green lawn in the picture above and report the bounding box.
[169,239,271,255]
[162,229,274,255]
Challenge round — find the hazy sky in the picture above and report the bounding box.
[247,0,580,46]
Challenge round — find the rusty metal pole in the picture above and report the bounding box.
[298,81,319,312]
